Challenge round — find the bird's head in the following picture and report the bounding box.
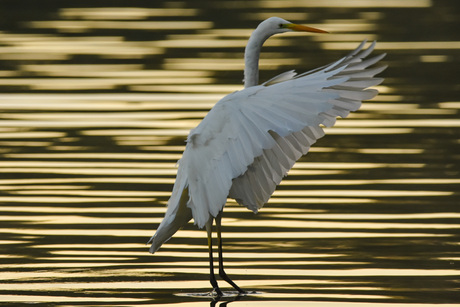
[260,17,328,35]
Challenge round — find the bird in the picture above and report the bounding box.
[148,16,386,296]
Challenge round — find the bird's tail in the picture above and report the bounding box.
[148,173,192,254]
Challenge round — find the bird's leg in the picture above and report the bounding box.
[206,219,223,297]
[215,212,245,294]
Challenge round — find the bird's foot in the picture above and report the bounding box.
[209,289,255,298]
[232,285,245,294]
[210,287,223,297]
[219,269,245,294]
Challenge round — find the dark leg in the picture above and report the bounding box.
[215,213,245,294]
[206,219,223,296]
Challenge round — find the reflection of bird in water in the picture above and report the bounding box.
[148,17,386,296]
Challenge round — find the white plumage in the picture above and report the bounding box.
[147,17,386,295]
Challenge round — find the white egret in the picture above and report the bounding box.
[148,17,386,296]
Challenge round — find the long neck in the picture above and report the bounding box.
[244,27,272,88]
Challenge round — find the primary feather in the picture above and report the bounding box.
[149,38,386,253]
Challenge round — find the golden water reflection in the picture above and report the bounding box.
[1,0,459,305]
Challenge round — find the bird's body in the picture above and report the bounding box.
[148,17,386,295]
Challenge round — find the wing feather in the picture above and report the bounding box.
[338,77,384,88]
[337,65,387,78]
[229,125,320,212]
[347,53,387,70]
[262,146,284,182]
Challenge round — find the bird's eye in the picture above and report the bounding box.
[279,24,283,28]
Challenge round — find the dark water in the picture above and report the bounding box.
[1,0,460,305]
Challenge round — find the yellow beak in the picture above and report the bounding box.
[284,23,328,34]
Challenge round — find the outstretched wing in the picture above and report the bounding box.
[177,41,386,228]
[229,41,386,211]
